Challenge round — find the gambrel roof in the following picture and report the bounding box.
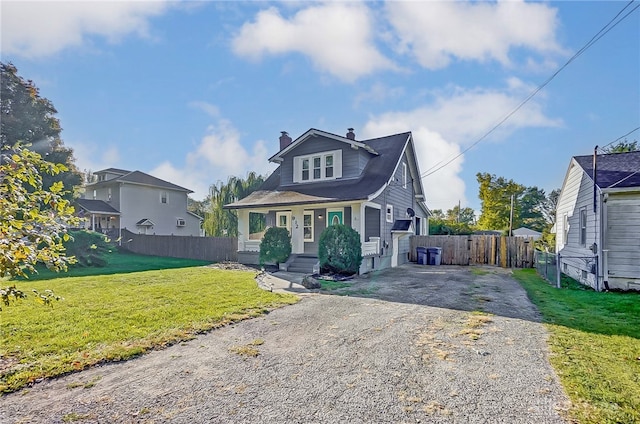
[573,151,640,189]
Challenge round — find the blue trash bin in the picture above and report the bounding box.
[427,247,442,265]
[416,247,427,265]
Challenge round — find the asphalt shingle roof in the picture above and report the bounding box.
[227,131,411,208]
[574,151,640,189]
[87,170,192,193]
[75,199,120,214]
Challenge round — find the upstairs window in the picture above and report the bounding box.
[386,204,393,223]
[160,191,168,204]
[293,150,342,183]
[402,162,407,189]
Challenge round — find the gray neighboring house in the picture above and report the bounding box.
[512,227,542,240]
[224,128,430,274]
[555,150,640,291]
[77,168,202,238]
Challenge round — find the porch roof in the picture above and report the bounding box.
[75,199,120,215]
[224,190,335,209]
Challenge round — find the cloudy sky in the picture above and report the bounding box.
[2,1,639,212]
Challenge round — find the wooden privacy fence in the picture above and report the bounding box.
[410,235,536,268]
[120,229,238,263]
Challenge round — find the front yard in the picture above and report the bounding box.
[513,269,640,424]
[1,267,298,393]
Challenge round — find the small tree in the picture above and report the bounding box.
[318,225,362,275]
[259,227,291,266]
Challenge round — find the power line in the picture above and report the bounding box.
[596,126,640,153]
[421,0,640,179]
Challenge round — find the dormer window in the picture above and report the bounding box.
[293,149,342,183]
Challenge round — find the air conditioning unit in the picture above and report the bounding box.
[176,218,186,227]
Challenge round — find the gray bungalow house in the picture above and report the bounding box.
[76,168,202,238]
[224,128,430,274]
[555,150,640,291]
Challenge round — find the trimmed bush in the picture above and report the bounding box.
[318,224,362,275]
[259,227,291,266]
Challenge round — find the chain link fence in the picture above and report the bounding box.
[534,250,558,283]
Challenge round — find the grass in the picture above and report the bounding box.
[19,251,211,281]
[319,279,352,291]
[1,267,298,393]
[512,269,640,424]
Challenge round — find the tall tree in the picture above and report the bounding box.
[519,186,548,232]
[1,62,82,199]
[204,172,266,237]
[476,173,524,231]
[445,205,476,225]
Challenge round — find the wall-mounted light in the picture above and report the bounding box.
[318,214,323,219]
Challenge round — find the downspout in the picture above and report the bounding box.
[592,146,599,290]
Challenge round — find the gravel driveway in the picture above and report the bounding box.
[1,264,570,423]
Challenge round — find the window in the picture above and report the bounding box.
[386,204,393,223]
[402,162,407,189]
[276,211,291,232]
[579,208,587,246]
[107,187,112,201]
[92,189,97,200]
[160,191,168,204]
[325,155,333,178]
[294,150,342,183]
[303,212,314,242]
[563,213,569,244]
[313,156,321,179]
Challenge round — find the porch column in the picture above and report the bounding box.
[237,209,249,251]
[291,207,304,254]
[354,203,365,244]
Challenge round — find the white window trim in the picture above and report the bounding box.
[579,208,587,246]
[386,204,393,223]
[293,149,342,183]
[276,211,292,232]
[303,211,314,242]
[563,213,569,245]
[160,191,168,204]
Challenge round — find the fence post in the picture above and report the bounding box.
[556,252,561,288]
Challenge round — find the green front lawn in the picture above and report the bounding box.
[20,251,211,281]
[1,267,298,393]
[513,269,640,424]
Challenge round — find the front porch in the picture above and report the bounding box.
[236,202,383,274]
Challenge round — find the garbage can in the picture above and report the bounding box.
[427,247,442,265]
[416,247,427,265]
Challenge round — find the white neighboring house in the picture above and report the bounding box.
[77,168,202,237]
[555,151,640,291]
[512,227,542,240]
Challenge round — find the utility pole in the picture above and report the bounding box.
[509,194,514,236]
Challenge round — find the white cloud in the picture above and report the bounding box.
[1,1,171,58]
[231,3,395,82]
[354,82,405,108]
[150,110,275,201]
[386,0,563,70]
[67,140,121,174]
[361,79,562,210]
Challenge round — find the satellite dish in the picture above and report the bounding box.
[406,207,415,217]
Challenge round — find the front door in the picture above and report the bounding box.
[327,210,343,226]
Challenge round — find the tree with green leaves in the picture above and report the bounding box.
[1,62,82,200]
[1,143,79,279]
[603,139,638,153]
[204,172,266,237]
[476,173,525,231]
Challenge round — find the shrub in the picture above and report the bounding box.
[259,227,291,266]
[64,230,113,267]
[318,224,362,275]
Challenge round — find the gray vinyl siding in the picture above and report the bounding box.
[605,192,640,289]
[556,161,600,288]
[370,152,415,263]
[279,135,371,185]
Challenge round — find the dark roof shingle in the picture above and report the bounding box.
[574,151,640,189]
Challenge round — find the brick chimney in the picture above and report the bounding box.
[346,128,355,140]
[279,131,292,150]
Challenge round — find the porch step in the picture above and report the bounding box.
[287,255,318,274]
